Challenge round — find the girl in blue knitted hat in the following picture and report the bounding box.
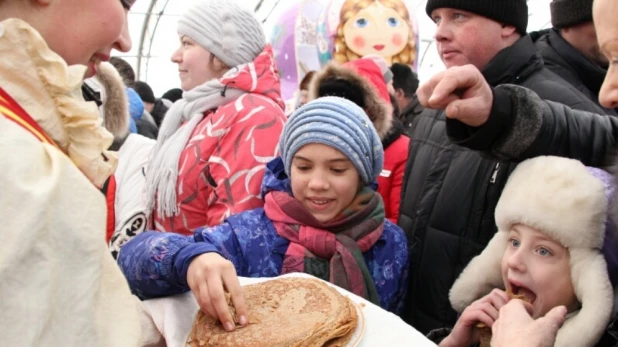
[118,96,408,331]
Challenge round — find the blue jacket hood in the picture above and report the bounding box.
[126,87,144,121]
[261,157,292,197]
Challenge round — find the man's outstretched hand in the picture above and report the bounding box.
[491,299,567,347]
[417,64,493,127]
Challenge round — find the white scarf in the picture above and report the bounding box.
[146,69,246,218]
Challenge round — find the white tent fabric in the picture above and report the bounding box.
[121,0,553,96]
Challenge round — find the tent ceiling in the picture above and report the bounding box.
[121,0,552,96]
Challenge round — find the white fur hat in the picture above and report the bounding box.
[449,156,614,347]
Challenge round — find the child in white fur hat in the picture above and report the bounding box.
[438,156,615,347]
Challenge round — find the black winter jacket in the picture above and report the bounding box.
[398,35,612,334]
[399,95,424,136]
[531,29,617,116]
[150,99,169,128]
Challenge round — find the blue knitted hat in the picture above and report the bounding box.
[279,96,384,184]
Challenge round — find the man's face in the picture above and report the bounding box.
[562,22,609,67]
[594,0,618,109]
[394,88,409,110]
[144,102,155,114]
[430,8,513,69]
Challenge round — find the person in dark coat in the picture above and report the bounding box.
[530,0,617,116]
[161,88,183,104]
[390,63,424,134]
[107,57,158,139]
[413,0,618,343]
[134,80,169,128]
[398,0,612,335]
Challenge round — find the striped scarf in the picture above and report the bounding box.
[264,187,384,304]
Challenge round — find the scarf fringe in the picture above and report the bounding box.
[145,73,247,219]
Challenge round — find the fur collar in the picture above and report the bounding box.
[93,62,131,141]
[309,62,393,140]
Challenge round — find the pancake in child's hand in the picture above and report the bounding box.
[186,277,359,347]
[477,291,530,347]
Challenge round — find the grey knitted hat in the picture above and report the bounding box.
[550,0,593,28]
[280,97,384,185]
[177,0,266,68]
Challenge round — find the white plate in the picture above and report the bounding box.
[142,273,435,347]
[346,301,366,347]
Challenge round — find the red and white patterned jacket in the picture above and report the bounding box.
[153,45,287,235]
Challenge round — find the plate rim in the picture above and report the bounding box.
[346,300,366,347]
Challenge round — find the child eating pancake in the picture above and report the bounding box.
[438,156,616,347]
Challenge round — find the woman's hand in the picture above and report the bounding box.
[440,289,510,347]
[186,253,248,331]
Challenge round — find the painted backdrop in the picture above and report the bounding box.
[268,0,419,102]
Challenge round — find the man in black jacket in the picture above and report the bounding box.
[531,0,617,116]
[398,0,610,335]
[390,63,424,134]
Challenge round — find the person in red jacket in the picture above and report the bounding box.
[310,58,410,222]
[146,0,287,235]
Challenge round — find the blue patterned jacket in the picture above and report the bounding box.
[118,158,409,314]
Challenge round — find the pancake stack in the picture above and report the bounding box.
[187,277,359,347]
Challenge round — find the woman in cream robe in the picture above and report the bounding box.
[0,0,152,345]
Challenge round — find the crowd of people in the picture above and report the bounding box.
[1,0,618,346]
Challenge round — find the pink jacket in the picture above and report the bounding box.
[154,45,287,235]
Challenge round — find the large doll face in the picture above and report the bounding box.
[342,2,409,63]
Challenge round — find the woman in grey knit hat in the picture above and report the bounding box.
[146,0,287,235]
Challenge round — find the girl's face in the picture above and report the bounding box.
[594,0,618,109]
[342,2,409,62]
[171,36,227,91]
[501,225,579,319]
[41,0,133,77]
[290,143,361,223]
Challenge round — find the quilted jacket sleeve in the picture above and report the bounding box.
[369,220,409,314]
[205,95,285,227]
[446,85,618,166]
[118,221,243,299]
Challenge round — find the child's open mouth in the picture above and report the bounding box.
[509,282,537,304]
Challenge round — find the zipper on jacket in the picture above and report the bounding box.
[490,163,501,184]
